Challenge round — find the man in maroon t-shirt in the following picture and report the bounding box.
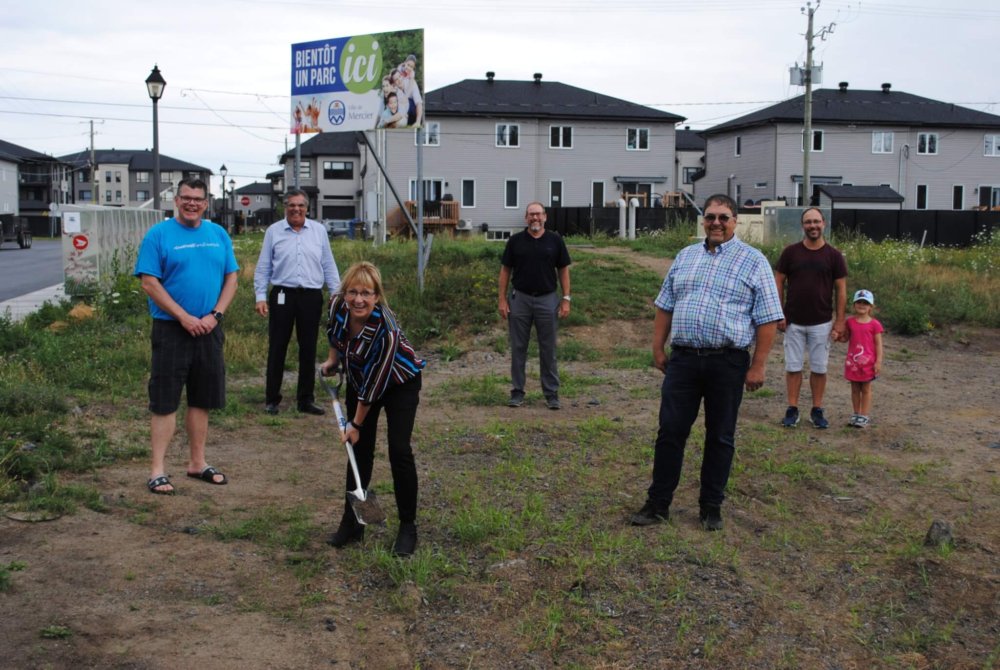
[774,208,847,429]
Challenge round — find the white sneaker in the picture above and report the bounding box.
[848,414,860,427]
[855,415,870,428]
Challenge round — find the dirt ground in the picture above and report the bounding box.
[2,248,998,669]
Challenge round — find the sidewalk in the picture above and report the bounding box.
[0,284,67,322]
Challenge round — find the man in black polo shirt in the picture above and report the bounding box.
[497,202,572,410]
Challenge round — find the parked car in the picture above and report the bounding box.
[0,215,32,249]
[322,219,354,238]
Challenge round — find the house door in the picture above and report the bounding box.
[550,181,563,208]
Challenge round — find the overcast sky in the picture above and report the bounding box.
[2,0,997,195]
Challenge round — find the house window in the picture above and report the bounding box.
[160,171,171,184]
[136,171,150,183]
[496,124,520,148]
[952,185,964,210]
[986,135,1000,156]
[105,170,111,183]
[682,168,699,185]
[754,182,768,189]
[115,190,122,202]
[592,181,605,206]
[105,189,111,202]
[136,190,149,201]
[78,169,90,183]
[918,133,938,155]
[549,126,572,149]
[79,189,91,201]
[916,184,928,210]
[802,129,824,152]
[550,181,563,207]
[980,185,1000,208]
[409,179,443,202]
[415,122,440,146]
[461,179,475,208]
[297,162,311,179]
[627,128,649,151]
[485,230,511,241]
[115,171,122,183]
[872,131,894,154]
[504,179,518,208]
[323,161,353,180]
[734,136,742,157]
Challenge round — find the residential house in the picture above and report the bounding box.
[378,72,685,235]
[0,139,73,217]
[674,127,706,200]
[281,73,686,238]
[59,149,212,214]
[697,82,1000,210]
[278,132,362,221]
[232,181,280,227]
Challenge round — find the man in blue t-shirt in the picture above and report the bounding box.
[134,177,239,495]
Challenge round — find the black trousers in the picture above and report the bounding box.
[265,286,323,406]
[346,375,421,523]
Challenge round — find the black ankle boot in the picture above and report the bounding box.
[327,510,364,548]
[392,522,417,557]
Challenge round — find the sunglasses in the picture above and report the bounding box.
[703,213,733,223]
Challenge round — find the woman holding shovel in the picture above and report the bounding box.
[320,262,425,556]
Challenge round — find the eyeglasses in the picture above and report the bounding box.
[286,204,307,209]
[802,219,824,225]
[345,289,376,299]
[177,196,207,204]
[703,213,733,223]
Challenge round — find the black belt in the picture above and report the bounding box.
[273,285,321,293]
[514,289,556,297]
[672,345,749,356]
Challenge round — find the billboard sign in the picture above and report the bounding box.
[290,28,424,134]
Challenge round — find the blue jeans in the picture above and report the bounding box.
[647,348,750,508]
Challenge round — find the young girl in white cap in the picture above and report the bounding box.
[843,289,884,427]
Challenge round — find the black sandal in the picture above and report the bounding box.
[147,475,175,495]
[187,466,227,485]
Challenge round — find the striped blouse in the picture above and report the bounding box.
[326,298,425,404]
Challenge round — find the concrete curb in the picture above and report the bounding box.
[0,284,67,322]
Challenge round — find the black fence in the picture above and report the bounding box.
[543,206,1000,247]
[830,209,1000,246]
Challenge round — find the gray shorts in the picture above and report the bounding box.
[783,321,833,374]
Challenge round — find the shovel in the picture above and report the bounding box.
[317,366,386,526]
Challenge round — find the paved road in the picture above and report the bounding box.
[0,238,64,302]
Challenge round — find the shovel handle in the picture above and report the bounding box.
[331,396,367,499]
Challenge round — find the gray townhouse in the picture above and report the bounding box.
[0,139,73,217]
[280,73,685,237]
[695,82,1000,211]
[59,149,212,214]
[674,127,706,200]
[278,132,361,222]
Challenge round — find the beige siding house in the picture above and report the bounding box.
[697,83,1000,210]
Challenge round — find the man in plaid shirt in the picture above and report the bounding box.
[630,194,784,531]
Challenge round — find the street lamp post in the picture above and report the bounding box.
[145,65,166,212]
[229,179,236,233]
[219,164,228,230]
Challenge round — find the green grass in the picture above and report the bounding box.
[1,230,996,667]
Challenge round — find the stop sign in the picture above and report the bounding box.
[240,196,250,206]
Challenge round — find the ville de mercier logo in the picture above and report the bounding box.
[328,100,347,125]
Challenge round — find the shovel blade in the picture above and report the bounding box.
[348,489,386,526]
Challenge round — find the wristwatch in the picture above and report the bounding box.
[211,311,224,322]
[561,295,572,302]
